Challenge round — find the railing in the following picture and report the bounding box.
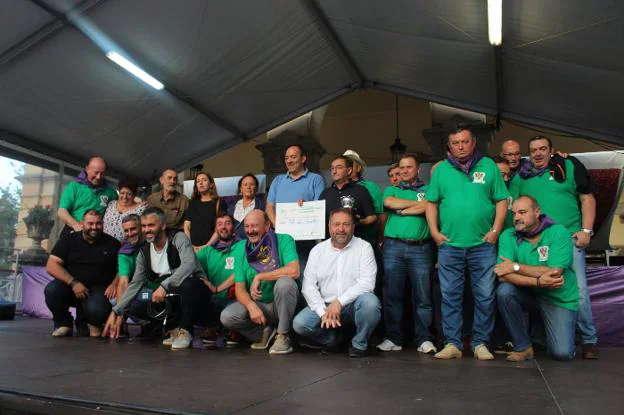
[0,248,26,309]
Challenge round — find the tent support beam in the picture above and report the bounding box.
[494,46,503,130]
[299,0,366,85]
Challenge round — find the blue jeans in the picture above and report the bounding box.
[497,282,577,361]
[437,242,497,350]
[382,239,434,346]
[293,292,381,350]
[572,245,598,345]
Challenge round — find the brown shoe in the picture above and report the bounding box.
[473,344,495,361]
[434,344,463,360]
[506,346,534,362]
[87,324,102,337]
[582,344,599,360]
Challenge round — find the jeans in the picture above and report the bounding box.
[497,282,577,361]
[221,278,299,341]
[383,239,434,346]
[44,280,111,328]
[293,292,381,350]
[572,245,598,345]
[437,242,497,350]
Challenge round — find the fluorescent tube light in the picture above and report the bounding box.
[106,51,164,90]
[488,0,502,46]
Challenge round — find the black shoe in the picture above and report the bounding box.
[319,343,340,356]
[582,344,599,360]
[494,342,514,354]
[348,346,368,358]
[138,322,162,339]
[75,321,89,337]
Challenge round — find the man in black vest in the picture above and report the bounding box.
[103,207,213,349]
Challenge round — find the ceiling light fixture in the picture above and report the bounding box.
[106,51,164,90]
[487,0,502,46]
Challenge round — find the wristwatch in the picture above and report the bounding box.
[582,228,594,237]
[513,263,520,273]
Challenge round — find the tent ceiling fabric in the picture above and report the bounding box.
[0,0,622,179]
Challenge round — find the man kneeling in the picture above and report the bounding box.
[294,208,381,357]
[495,196,579,361]
[220,210,300,355]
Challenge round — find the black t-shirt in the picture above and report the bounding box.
[51,232,120,288]
[319,182,375,238]
[183,198,228,246]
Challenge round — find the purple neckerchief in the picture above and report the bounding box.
[518,158,550,179]
[398,180,425,192]
[245,229,279,273]
[447,150,484,177]
[119,239,140,255]
[516,214,556,245]
[211,235,241,252]
[76,170,106,189]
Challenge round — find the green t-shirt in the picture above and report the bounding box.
[233,233,299,303]
[504,194,514,230]
[383,185,430,240]
[509,159,582,234]
[426,157,510,248]
[498,225,579,311]
[196,244,238,299]
[118,251,137,279]
[357,179,383,244]
[59,181,118,221]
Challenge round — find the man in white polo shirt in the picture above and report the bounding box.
[293,208,381,358]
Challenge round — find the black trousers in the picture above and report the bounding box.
[44,279,111,328]
[126,277,215,333]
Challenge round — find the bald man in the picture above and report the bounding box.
[500,140,522,178]
[58,156,118,238]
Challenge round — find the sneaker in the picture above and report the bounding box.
[474,344,495,361]
[138,322,162,339]
[162,328,180,347]
[494,341,514,354]
[417,340,437,354]
[434,344,463,360]
[250,326,277,350]
[348,346,368,358]
[299,338,324,350]
[506,346,534,362]
[75,321,89,337]
[200,328,218,345]
[269,334,293,355]
[582,344,599,360]
[87,324,102,338]
[226,330,241,347]
[376,338,402,352]
[171,328,193,350]
[52,326,73,337]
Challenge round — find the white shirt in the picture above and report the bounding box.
[233,198,256,223]
[150,241,171,276]
[303,236,377,317]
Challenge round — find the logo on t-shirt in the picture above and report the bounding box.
[472,172,486,184]
[225,256,235,270]
[99,195,109,207]
[549,171,555,181]
[417,193,425,201]
[538,246,549,262]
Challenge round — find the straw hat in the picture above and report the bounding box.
[343,149,367,169]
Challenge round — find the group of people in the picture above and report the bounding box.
[43,124,600,361]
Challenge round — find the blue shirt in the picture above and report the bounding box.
[267,169,325,204]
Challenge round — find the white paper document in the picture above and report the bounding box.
[275,200,326,241]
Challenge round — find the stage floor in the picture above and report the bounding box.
[0,316,621,415]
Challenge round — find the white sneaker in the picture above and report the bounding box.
[417,340,437,354]
[171,328,193,350]
[162,328,180,347]
[376,338,402,352]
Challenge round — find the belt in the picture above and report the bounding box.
[386,237,432,246]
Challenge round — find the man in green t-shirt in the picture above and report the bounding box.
[510,135,598,359]
[195,212,241,346]
[495,196,579,361]
[220,210,300,355]
[425,125,509,360]
[58,156,118,238]
[377,154,436,355]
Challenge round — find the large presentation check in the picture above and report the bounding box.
[275,200,326,240]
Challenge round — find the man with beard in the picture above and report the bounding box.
[426,124,509,360]
[57,156,118,238]
[45,209,120,337]
[500,140,522,179]
[195,212,241,346]
[377,154,436,354]
[220,210,300,355]
[319,155,376,238]
[102,207,211,350]
[509,135,599,359]
[495,196,579,361]
[147,168,189,231]
[293,208,380,357]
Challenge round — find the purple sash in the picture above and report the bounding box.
[398,180,425,192]
[246,230,280,273]
[447,150,484,177]
[76,170,107,189]
[211,235,241,252]
[518,158,550,179]
[119,240,140,255]
[516,214,556,245]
